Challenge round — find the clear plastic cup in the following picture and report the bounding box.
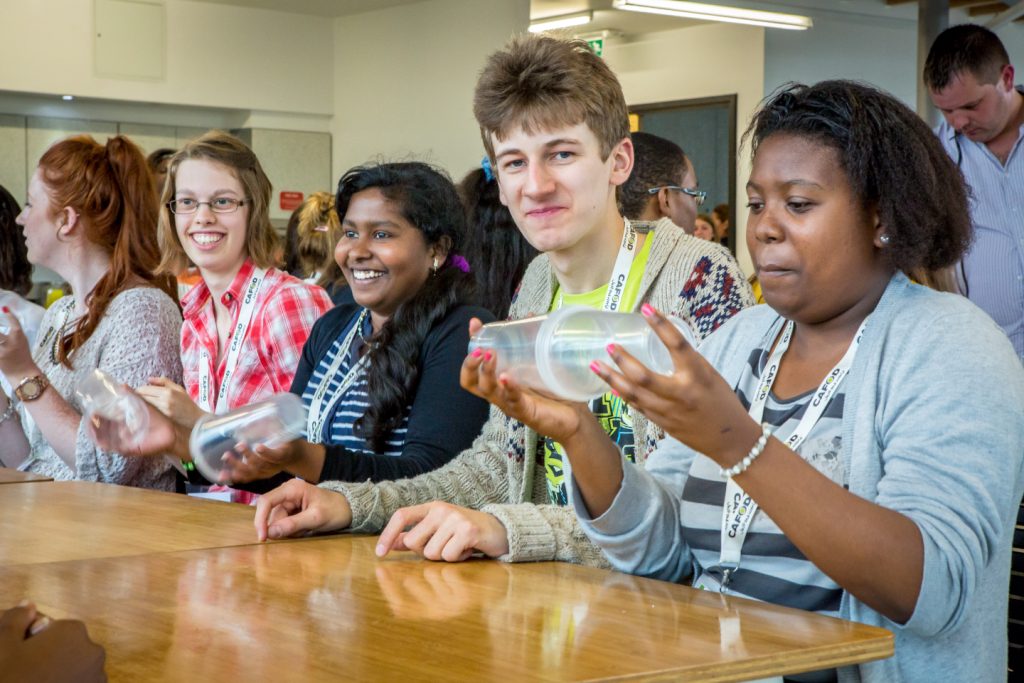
[76,369,150,449]
[538,307,697,401]
[189,393,307,484]
[468,306,697,402]
[467,314,552,394]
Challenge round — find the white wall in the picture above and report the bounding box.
[604,23,766,276]
[765,8,1024,110]
[0,0,333,116]
[331,0,530,183]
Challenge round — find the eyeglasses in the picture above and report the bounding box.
[167,197,249,214]
[647,186,707,207]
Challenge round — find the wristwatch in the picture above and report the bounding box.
[14,375,49,402]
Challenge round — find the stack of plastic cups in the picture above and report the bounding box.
[468,306,697,402]
[76,369,150,449]
[189,393,308,484]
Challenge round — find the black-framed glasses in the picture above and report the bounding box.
[167,197,249,214]
[647,186,707,207]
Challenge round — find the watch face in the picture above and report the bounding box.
[16,377,45,401]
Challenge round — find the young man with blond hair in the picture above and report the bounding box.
[255,34,753,566]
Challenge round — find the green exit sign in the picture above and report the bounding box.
[586,37,604,56]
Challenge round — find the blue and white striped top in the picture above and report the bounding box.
[681,346,847,619]
[300,313,409,456]
[936,87,1024,360]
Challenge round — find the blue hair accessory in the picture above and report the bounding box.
[481,155,494,183]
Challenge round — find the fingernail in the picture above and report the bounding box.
[498,377,508,387]
[641,303,655,317]
[484,351,492,362]
[28,616,51,636]
[606,343,616,355]
[17,599,31,608]
[589,361,601,375]
[1,307,8,314]
[611,389,621,397]
[375,543,386,556]
[471,348,483,358]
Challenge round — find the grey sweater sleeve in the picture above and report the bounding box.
[318,405,518,533]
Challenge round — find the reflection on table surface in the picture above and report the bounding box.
[0,466,51,484]
[0,534,893,682]
[0,481,256,566]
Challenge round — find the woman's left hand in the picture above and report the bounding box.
[591,304,761,466]
[137,378,205,429]
[219,442,295,484]
[0,310,37,380]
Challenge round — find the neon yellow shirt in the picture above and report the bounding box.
[542,231,653,504]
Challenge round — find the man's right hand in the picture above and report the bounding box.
[253,479,353,542]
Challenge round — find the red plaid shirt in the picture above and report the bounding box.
[180,259,332,412]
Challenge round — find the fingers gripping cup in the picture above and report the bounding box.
[76,369,150,449]
[189,393,307,483]
[469,306,698,402]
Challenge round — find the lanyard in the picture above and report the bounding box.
[717,317,868,587]
[197,268,267,414]
[305,309,370,443]
[557,219,639,312]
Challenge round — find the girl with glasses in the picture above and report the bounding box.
[137,130,332,499]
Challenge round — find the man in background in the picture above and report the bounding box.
[618,131,705,234]
[926,24,1023,359]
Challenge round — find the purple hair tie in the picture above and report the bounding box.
[448,254,471,273]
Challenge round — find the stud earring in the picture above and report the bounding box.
[879,234,891,245]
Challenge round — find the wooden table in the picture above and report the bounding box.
[0,534,893,682]
[0,466,52,484]
[0,480,258,565]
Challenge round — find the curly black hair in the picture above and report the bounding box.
[335,162,476,454]
[743,80,972,274]
[458,167,537,319]
[0,184,32,296]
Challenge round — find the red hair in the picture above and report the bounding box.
[38,135,177,367]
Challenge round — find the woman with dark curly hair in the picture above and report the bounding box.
[464,80,1024,681]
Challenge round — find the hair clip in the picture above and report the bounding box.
[313,225,329,233]
[448,254,471,273]
[481,156,495,183]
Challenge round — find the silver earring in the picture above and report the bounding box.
[879,234,891,245]
[432,257,439,273]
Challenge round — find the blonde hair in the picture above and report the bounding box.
[295,191,342,287]
[157,130,278,275]
[473,34,630,163]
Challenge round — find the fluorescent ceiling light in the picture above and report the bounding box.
[61,95,74,101]
[528,10,594,33]
[612,0,812,31]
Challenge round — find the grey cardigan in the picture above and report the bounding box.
[320,222,754,565]
[576,274,1024,682]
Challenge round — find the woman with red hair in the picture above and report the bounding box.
[0,135,182,490]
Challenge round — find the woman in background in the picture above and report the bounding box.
[293,191,352,305]
[0,135,182,489]
[0,184,44,349]
[458,161,537,319]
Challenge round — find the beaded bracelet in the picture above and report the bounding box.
[720,423,772,479]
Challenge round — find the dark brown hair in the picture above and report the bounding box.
[924,24,1010,91]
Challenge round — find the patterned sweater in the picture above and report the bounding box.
[320,220,754,565]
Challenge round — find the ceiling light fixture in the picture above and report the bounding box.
[61,95,74,101]
[612,0,812,31]
[528,10,594,33]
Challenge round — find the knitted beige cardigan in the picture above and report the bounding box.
[320,221,754,566]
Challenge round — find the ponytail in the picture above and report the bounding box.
[39,135,176,367]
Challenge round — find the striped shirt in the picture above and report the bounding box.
[301,312,408,456]
[936,86,1024,360]
[681,346,847,619]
